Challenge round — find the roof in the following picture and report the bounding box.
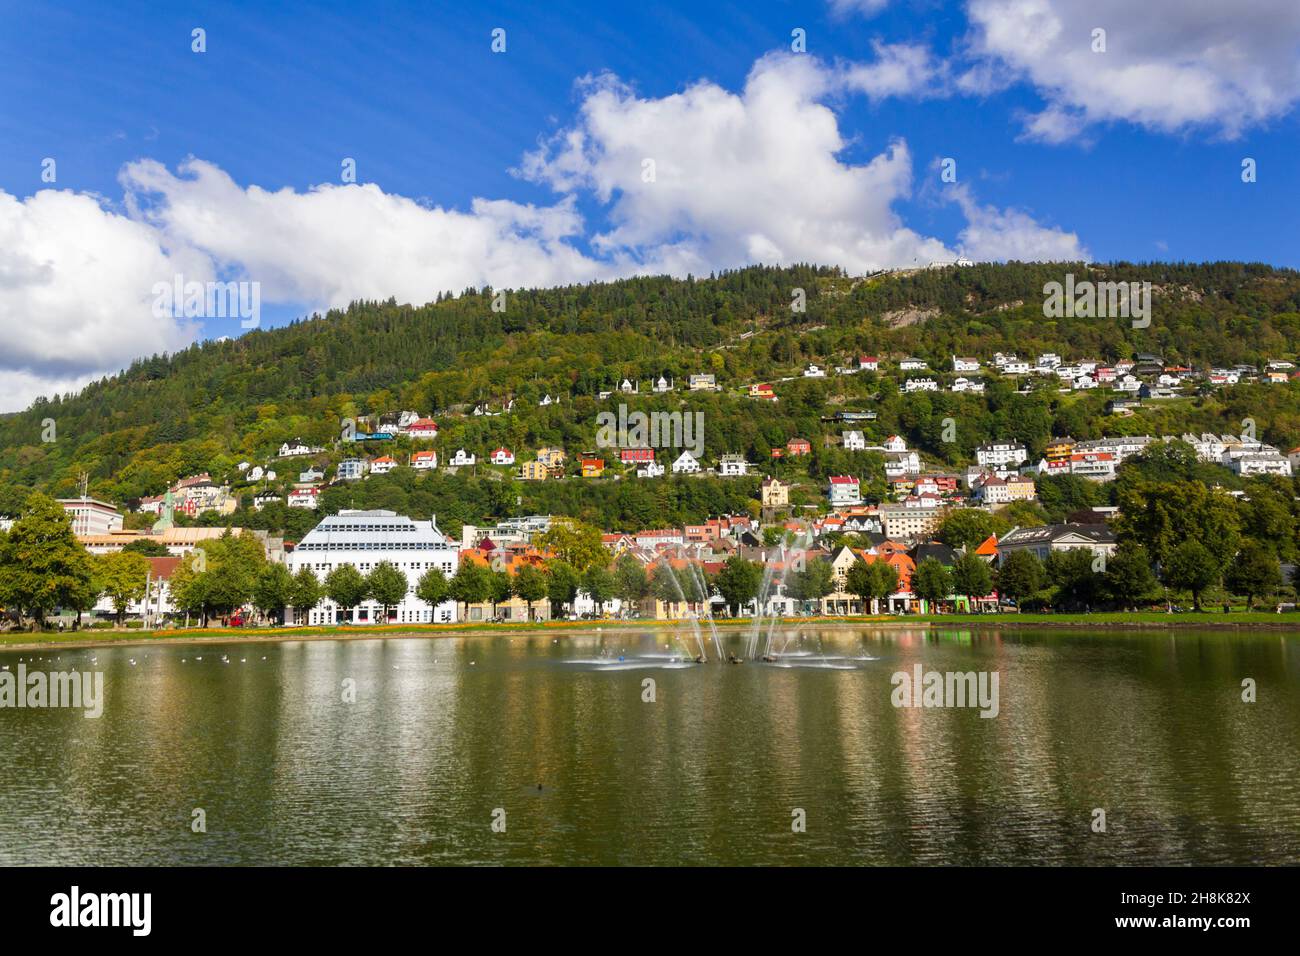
[974,535,999,557]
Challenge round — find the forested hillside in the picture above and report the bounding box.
[4,260,1300,538]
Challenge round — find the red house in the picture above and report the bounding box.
[786,438,812,456]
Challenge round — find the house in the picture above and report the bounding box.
[449,449,476,467]
[827,475,862,508]
[519,460,550,481]
[843,430,866,451]
[253,492,283,511]
[996,523,1117,564]
[336,459,367,481]
[368,455,397,475]
[803,364,826,378]
[786,438,812,456]
[537,447,566,469]
[688,373,718,392]
[904,377,939,392]
[538,394,555,407]
[619,378,639,394]
[405,418,439,439]
[620,448,655,464]
[59,498,124,536]
[580,458,605,478]
[952,355,980,373]
[288,487,320,509]
[859,356,879,372]
[761,476,789,509]
[636,460,665,478]
[976,442,1028,469]
[718,454,750,477]
[672,451,701,474]
[972,474,1009,504]
[1005,474,1037,501]
[278,439,318,458]
[411,450,438,471]
[748,383,777,401]
[878,504,944,542]
[490,448,515,466]
[1044,437,1076,461]
[899,358,928,371]
[653,375,673,393]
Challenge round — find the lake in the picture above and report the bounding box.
[1,626,1297,865]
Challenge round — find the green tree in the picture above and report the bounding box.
[95,550,150,625]
[512,563,547,620]
[0,493,96,627]
[868,559,900,611]
[488,569,513,618]
[415,565,450,619]
[995,550,1043,607]
[534,518,608,572]
[448,560,491,620]
[252,562,295,624]
[937,509,1008,550]
[1162,539,1220,611]
[951,553,993,607]
[1101,542,1159,610]
[845,559,875,614]
[121,538,171,557]
[612,553,648,615]
[367,561,409,622]
[290,566,323,623]
[1224,541,1282,609]
[788,557,834,613]
[545,559,581,618]
[913,557,953,611]
[325,563,370,622]
[712,555,762,616]
[581,564,615,615]
[1045,548,1101,610]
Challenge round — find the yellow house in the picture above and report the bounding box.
[761,476,789,509]
[519,460,549,481]
[581,458,606,478]
[1045,437,1075,462]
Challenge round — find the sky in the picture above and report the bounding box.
[1,0,1299,412]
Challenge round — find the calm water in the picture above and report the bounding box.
[1,627,1297,865]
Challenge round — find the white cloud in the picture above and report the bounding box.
[965,0,1300,140]
[0,51,1086,411]
[948,184,1088,262]
[828,0,891,18]
[842,42,950,100]
[0,189,201,411]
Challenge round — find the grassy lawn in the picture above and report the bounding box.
[4,609,1300,648]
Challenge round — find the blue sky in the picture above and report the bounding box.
[1,0,1299,409]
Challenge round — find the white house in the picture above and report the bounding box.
[672,451,701,474]
[843,430,866,451]
[653,376,673,393]
[952,355,980,373]
[248,465,265,481]
[449,449,476,467]
[718,454,750,477]
[336,459,367,481]
[369,456,397,475]
[803,364,826,378]
[411,450,438,470]
[899,358,928,371]
[490,448,516,466]
[288,510,460,626]
[859,356,879,372]
[637,460,665,478]
[279,439,317,458]
[288,487,320,509]
[405,418,439,439]
[299,467,324,482]
[976,442,1028,469]
[827,476,862,508]
[253,492,283,510]
[904,377,939,392]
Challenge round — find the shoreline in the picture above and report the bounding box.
[5,612,1300,652]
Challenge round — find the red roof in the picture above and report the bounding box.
[829,475,858,484]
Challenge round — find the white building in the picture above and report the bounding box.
[369,456,397,475]
[59,498,123,536]
[288,510,460,625]
[672,451,701,474]
[803,364,826,378]
[279,439,318,458]
[718,454,750,476]
[637,460,665,478]
[827,476,862,508]
[449,449,476,467]
[253,493,283,511]
[405,418,439,439]
[337,459,367,481]
[411,450,438,470]
[899,358,928,371]
[952,355,980,373]
[288,487,320,509]
[490,448,515,466]
[843,430,866,451]
[904,377,939,392]
[975,442,1028,469]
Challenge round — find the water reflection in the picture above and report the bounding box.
[0,628,1296,865]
